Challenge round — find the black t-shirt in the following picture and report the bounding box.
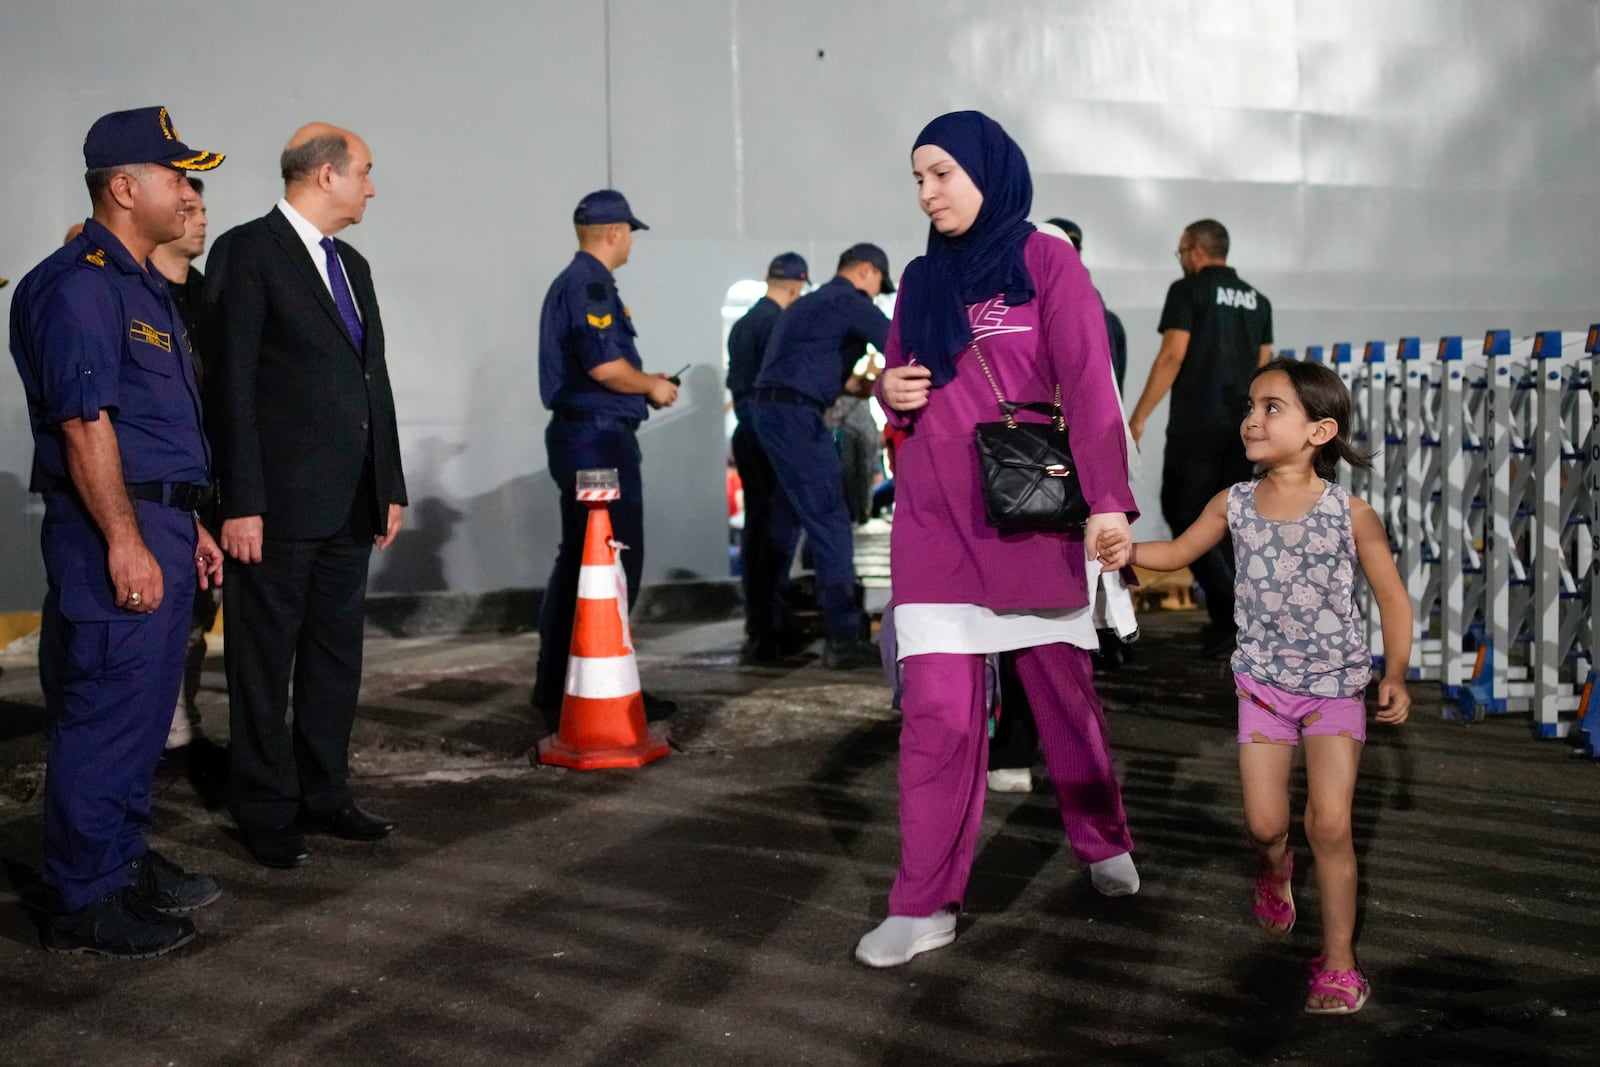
[166,265,205,382]
[1156,264,1272,438]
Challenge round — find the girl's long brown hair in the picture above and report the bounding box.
[1252,359,1372,481]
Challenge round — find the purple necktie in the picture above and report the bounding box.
[320,236,364,351]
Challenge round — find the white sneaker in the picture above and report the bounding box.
[986,767,1032,793]
[164,706,193,750]
[854,912,958,968]
[1090,852,1140,897]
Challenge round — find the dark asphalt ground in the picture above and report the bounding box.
[1,611,1596,1066]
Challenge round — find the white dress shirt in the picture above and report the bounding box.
[276,197,362,322]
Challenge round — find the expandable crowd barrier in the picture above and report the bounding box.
[1278,325,1600,757]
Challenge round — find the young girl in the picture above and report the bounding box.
[1122,359,1411,1014]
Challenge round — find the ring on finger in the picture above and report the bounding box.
[128,592,142,604]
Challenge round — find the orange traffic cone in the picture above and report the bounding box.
[535,480,668,770]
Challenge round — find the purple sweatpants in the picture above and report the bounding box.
[888,642,1134,916]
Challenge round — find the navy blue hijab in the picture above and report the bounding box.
[899,111,1036,386]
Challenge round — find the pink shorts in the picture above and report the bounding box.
[1234,673,1366,745]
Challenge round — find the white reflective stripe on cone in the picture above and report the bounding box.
[564,654,642,699]
[574,562,634,651]
[577,564,618,600]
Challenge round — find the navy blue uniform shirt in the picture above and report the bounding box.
[753,276,889,407]
[9,218,209,493]
[538,251,648,421]
[725,295,781,403]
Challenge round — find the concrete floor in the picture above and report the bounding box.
[0,612,1596,1066]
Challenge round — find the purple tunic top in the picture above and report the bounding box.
[879,233,1137,611]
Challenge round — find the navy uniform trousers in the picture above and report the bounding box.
[749,399,861,640]
[38,496,196,912]
[731,401,797,640]
[534,414,645,720]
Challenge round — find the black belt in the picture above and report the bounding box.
[126,482,211,510]
[551,409,641,431]
[750,386,823,410]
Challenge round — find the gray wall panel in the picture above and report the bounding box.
[2,0,1597,607]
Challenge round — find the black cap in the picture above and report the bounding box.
[766,252,808,282]
[574,189,648,231]
[1046,217,1082,251]
[83,107,224,172]
[838,242,894,294]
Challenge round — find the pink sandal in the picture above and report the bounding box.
[1251,851,1294,937]
[1305,955,1370,1014]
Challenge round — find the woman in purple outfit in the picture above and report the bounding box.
[856,111,1140,967]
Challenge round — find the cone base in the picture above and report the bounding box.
[534,722,670,770]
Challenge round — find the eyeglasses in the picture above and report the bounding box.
[1174,247,1191,260]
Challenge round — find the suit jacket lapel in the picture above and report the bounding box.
[265,207,361,357]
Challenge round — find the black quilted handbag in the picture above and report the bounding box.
[968,338,1089,531]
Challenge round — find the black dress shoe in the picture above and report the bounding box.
[823,636,877,671]
[531,689,563,734]
[301,805,395,842]
[243,826,311,869]
[776,630,816,657]
[642,691,678,722]
[741,635,783,664]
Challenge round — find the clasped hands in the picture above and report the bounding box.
[1085,514,1133,571]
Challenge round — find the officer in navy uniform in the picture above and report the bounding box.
[748,243,893,669]
[533,190,679,728]
[8,107,226,957]
[726,252,808,662]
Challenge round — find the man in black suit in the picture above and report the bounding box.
[202,123,406,868]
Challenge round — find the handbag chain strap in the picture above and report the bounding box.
[968,338,1064,432]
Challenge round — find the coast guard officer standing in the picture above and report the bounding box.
[726,252,807,661]
[8,107,226,957]
[748,243,893,669]
[533,190,679,727]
